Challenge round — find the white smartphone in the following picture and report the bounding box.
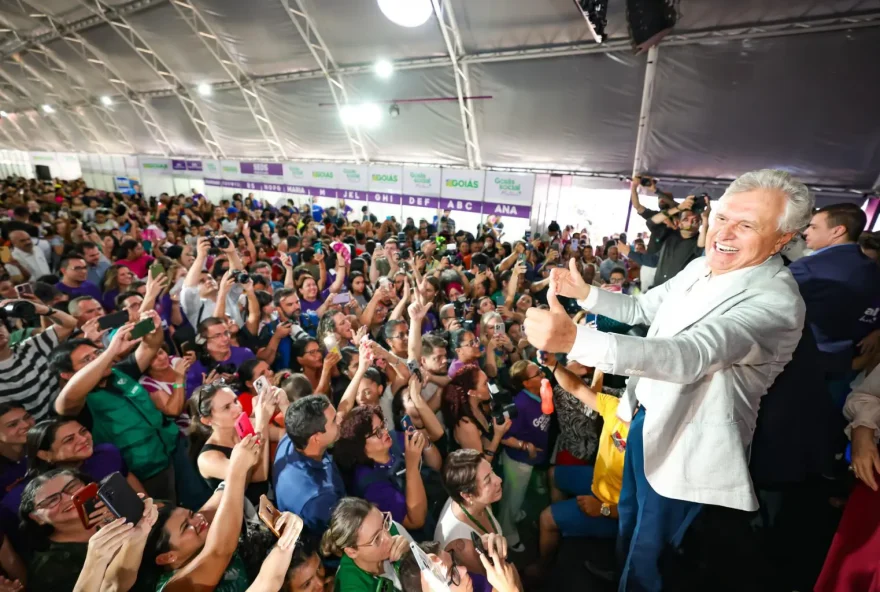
[332,291,352,305]
[410,542,450,592]
[253,376,269,396]
[445,243,457,252]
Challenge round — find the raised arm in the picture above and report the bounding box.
[244,513,303,592]
[243,280,260,337]
[630,176,646,215]
[551,362,598,413]
[337,341,371,419]
[389,281,410,321]
[407,374,445,442]
[315,252,327,291]
[407,302,426,362]
[280,252,295,289]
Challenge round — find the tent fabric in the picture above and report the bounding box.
[0,0,877,190]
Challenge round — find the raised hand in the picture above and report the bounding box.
[274,512,304,550]
[524,273,577,353]
[550,258,591,301]
[230,434,261,473]
[87,517,135,563]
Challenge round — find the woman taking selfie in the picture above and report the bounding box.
[334,406,441,533]
[139,347,192,431]
[441,365,510,457]
[189,382,276,506]
[321,497,413,592]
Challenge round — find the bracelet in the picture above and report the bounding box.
[172,383,184,389]
[484,449,496,458]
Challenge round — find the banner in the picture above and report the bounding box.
[482,172,535,219]
[138,157,171,176]
[403,166,441,197]
[171,159,203,177]
[440,168,484,215]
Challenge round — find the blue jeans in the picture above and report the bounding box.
[617,407,703,592]
[550,465,618,538]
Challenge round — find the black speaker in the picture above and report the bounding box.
[627,0,677,53]
[35,164,51,181]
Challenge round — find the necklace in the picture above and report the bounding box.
[459,503,498,535]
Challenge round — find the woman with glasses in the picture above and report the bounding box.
[321,497,413,592]
[447,330,482,378]
[0,417,145,541]
[18,467,157,592]
[334,406,441,535]
[398,538,521,592]
[442,365,510,458]
[293,336,337,395]
[189,381,276,506]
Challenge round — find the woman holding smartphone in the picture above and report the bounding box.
[188,382,276,506]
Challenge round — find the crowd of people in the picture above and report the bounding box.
[0,170,878,592]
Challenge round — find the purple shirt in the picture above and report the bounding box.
[299,289,330,315]
[504,390,551,465]
[55,280,103,302]
[448,358,465,377]
[0,457,26,500]
[353,432,407,523]
[186,346,255,397]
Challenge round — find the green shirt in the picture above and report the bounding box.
[88,367,178,480]
[335,525,403,592]
[157,552,249,592]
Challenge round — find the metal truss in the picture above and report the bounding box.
[631,45,658,177]
[168,0,289,160]
[279,0,369,163]
[0,60,77,151]
[61,32,173,155]
[75,0,225,158]
[0,118,20,148]
[431,0,482,169]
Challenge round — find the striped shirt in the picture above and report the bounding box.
[0,328,60,421]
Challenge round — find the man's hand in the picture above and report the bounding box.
[107,322,140,356]
[851,425,880,491]
[404,429,427,467]
[81,318,108,344]
[196,236,211,259]
[524,275,577,354]
[576,495,602,517]
[679,195,695,211]
[408,301,429,322]
[551,258,591,301]
[617,240,631,258]
[217,268,234,296]
[858,329,880,357]
[274,321,293,340]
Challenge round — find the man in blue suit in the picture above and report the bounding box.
[791,203,880,406]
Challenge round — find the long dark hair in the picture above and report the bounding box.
[25,417,83,478]
[187,382,228,464]
[291,337,319,373]
[442,364,482,433]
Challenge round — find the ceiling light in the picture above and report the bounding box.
[389,103,400,118]
[100,96,113,106]
[377,0,433,28]
[374,59,394,79]
[197,83,212,96]
[339,103,383,128]
[0,111,7,118]
[41,104,54,113]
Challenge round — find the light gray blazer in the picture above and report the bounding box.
[571,255,804,510]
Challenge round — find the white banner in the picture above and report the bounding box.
[368,165,404,194]
[403,166,441,197]
[337,164,369,191]
[284,163,310,185]
[440,168,485,200]
[220,160,241,181]
[138,156,171,176]
[308,163,339,188]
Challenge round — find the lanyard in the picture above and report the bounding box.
[459,504,498,535]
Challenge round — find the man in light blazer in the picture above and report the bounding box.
[525,169,815,591]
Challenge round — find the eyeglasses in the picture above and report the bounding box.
[303,348,322,356]
[35,478,83,511]
[206,331,231,341]
[69,266,87,272]
[358,511,392,547]
[460,340,479,348]
[79,348,105,366]
[390,333,407,340]
[524,371,543,381]
[445,550,462,586]
[367,424,388,440]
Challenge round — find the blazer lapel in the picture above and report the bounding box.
[654,256,785,338]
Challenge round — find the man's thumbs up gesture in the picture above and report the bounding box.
[524,267,579,354]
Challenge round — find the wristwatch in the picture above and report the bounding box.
[600,503,611,517]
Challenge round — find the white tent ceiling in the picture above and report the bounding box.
[0,0,877,191]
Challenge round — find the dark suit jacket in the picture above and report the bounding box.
[789,243,880,373]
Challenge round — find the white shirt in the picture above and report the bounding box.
[844,364,880,441]
[11,247,51,280]
[180,284,245,328]
[434,498,502,548]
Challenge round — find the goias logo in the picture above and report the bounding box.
[445,179,479,189]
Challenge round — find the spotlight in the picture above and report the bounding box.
[389,103,400,118]
[197,83,212,96]
[374,59,394,79]
[377,0,432,28]
[0,111,7,118]
[100,96,113,106]
[41,104,54,113]
[339,103,383,128]
[626,0,677,53]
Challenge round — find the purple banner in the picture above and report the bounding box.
[481,201,531,219]
[186,160,202,172]
[240,162,283,176]
[172,160,186,171]
[436,197,482,215]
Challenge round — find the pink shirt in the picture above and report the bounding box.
[118,254,154,279]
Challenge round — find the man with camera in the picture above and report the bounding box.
[621,192,710,289]
[180,235,247,328]
[0,297,77,421]
[525,169,813,590]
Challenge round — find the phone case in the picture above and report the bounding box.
[253,376,269,396]
[73,483,99,528]
[130,318,156,339]
[98,310,129,331]
[97,472,144,524]
[258,495,282,537]
[234,412,255,439]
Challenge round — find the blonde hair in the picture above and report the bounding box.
[320,497,374,557]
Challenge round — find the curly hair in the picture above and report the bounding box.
[334,405,385,472]
[441,363,482,433]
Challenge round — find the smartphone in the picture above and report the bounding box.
[445,243,457,252]
[234,411,255,439]
[313,242,322,254]
[571,239,579,250]
[258,495,283,537]
[97,472,144,525]
[411,541,451,592]
[397,231,405,243]
[130,317,156,339]
[332,291,351,305]
[98,310,128,331]
[0,246,9,264]
[477,264,487,273]
[524,231,532,241]
[518,253,526,264]
[253,376,269,396]
[73,482,99,528]
[494,322,504,335]
[149,262,165,278]
[471,531,492,565]
[14,283,33,297]
[401,415,415,432]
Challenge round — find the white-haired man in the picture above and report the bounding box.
[525,169,814,591]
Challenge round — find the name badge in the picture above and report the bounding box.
[611,431,627,452]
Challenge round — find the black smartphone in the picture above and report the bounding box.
[397,231,405,243]
[98,472,144,525]
[130,317,156,339]
[471,531,492,565]
[639,176,654,186]
[97,310,128,331]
